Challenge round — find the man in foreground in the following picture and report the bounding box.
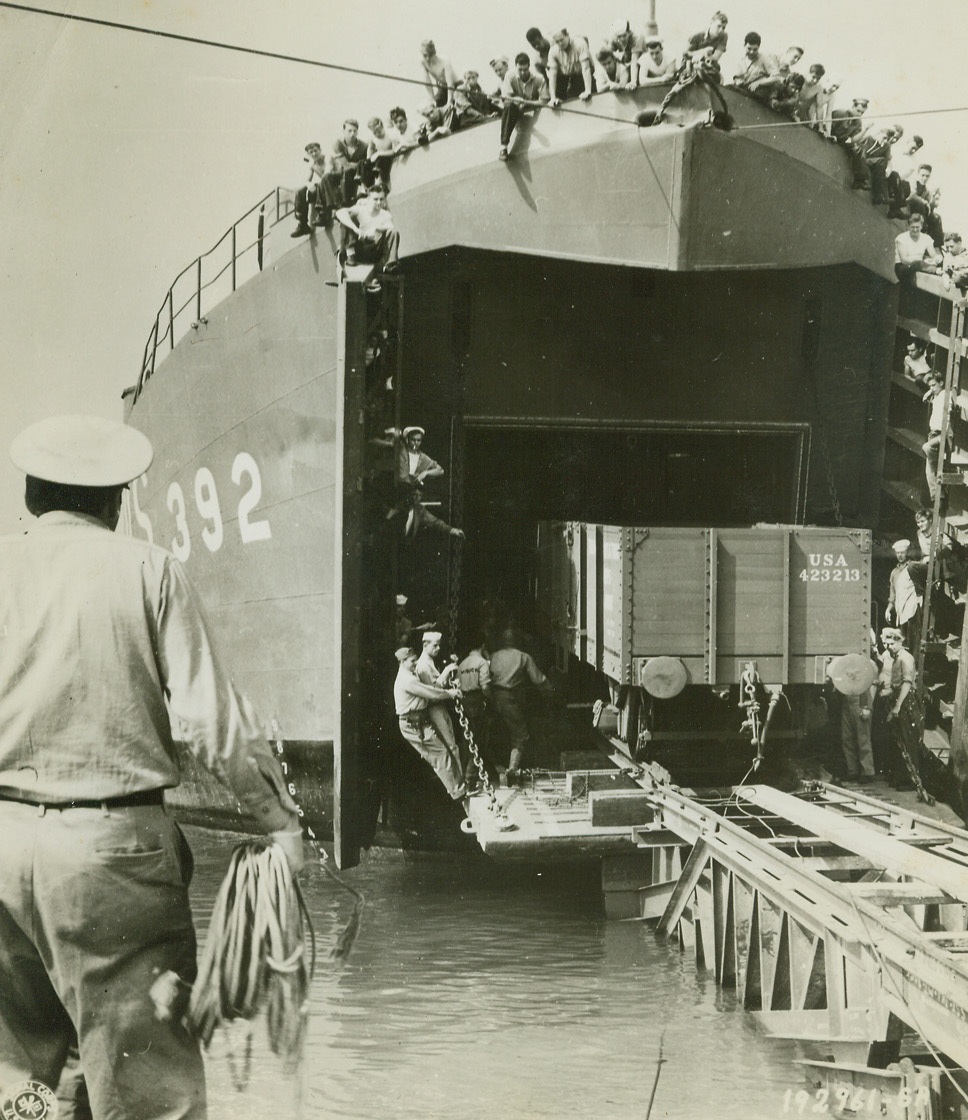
[0,414,304,1120]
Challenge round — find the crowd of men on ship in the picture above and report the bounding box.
[288,8,962,287]
[285,14,967,804]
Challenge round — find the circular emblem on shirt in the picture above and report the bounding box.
[1,1081,58,1120]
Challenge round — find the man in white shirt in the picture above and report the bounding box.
[394,648,467,800]
[895,213,941,283]
[922,374,954,501]
[635,37,678,84]
[335,183,400,286]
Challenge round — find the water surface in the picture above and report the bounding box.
[188,828,805,1119]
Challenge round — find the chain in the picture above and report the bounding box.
[738,665,762,761]
[451,692,516,831]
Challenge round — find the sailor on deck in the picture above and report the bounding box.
[393,647,468,801]
[489,636,554,775]
[0,415,304,1120]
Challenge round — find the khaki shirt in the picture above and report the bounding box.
[0,511,295,829]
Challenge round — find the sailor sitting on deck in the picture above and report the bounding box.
[942,232,968,292]
[335,182,400,287]
[635,37,678,85]
[498,52,550,162]
[745,44,803,101]
[454,70,499,125]
[290,139,329,238]
[894,212,942,284]
[730,31,774,95]
[387,106,420,151]
[829,96,868,147]
[366,116,397,191]
[601,18,644,89]
[488,56,510,102]
[594,47,626,92]
[394,647,473,801]
[323,117,370,211]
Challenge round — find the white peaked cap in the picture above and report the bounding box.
[11,414,153,486]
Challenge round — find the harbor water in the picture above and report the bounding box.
[188,826,808,1120]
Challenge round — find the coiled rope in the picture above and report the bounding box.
[171,726,365,1095]
[186,841,314,1087]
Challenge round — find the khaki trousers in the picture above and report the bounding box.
[0,800,205,1120]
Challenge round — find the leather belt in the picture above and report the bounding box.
[0,789,164,811]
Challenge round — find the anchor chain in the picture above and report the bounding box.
[451,690,516,831]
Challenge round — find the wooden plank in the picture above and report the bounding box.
[849,883,950,907]
[744,786,968,903]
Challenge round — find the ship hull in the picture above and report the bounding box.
[125,83,900,860]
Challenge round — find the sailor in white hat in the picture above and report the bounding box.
[886,538,923,647]
[414,630,474,783]
[396,424,442,489]
[392,646,469,801]
[0,415,304,1118]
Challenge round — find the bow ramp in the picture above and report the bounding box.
[465,771,968,1114]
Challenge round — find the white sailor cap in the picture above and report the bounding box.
[422,631,442,643]
[892,538,911,554]
[394,647,414,662]
[402,426,425,438]
[11,414,153,487]
[395,594,408,606]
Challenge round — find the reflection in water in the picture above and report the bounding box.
[187,828,801,1120]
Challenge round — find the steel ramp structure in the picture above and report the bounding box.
[633,783,968,1072]
[466,772,968,1114]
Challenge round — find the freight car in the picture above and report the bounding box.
[536,523,873,785]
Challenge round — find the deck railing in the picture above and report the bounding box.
[133,187,295,402]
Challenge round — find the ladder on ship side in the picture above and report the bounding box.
[629,780,968,1095]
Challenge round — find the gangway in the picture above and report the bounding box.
[465,770,968,1114]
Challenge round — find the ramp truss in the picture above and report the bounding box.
[468,774,968,1112]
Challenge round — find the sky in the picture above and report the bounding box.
[0,0,966,534]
